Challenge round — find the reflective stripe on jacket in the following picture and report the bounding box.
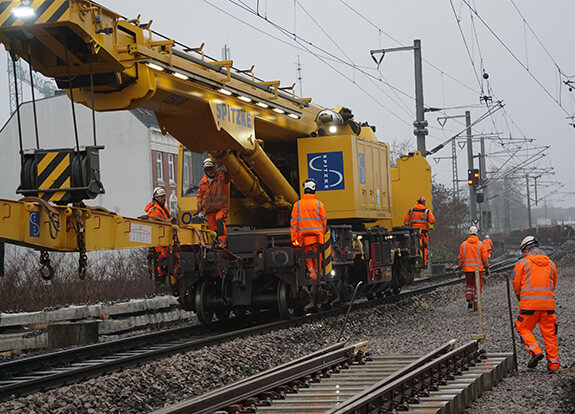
[404,203,435,230]
[197,170,230,213]
[458,235,489,272]
[512,248,557,310]
[145,200,171,220]
[290,193,327,246]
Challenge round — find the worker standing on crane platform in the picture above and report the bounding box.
[290,178,327,280]
[404,196,435,268]
[196,158,231,248]
[145,187,172,284]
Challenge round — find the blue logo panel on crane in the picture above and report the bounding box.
[29,211,40,237]
[307,152,345,191]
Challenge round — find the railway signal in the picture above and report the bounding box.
[467,169,480,186]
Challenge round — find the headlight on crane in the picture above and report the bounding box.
[13,0,35,17]
[315,109,344,136]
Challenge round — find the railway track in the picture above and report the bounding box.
[150,340,513,414]
[0,317,286,401]
[0,268,504,402]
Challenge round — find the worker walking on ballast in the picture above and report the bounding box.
[483,235,493,258]
[458,226,489,310]
[513,236,560,372]
[290,178,327,280]
[404,196,435,268]
[196,158,231,248]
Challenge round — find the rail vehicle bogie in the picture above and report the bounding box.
[174,224,423,323]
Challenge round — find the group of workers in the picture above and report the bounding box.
[146,157,560,374]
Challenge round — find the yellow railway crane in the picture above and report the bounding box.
[0,0,432,322]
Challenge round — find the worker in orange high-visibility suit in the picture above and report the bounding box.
[197,158,231,248]
[290,178,327,280]
[483,235,493,258]
[145,187,172,283]
[404,196,435,268]
[458,226,489,310]
[513,236,559,372]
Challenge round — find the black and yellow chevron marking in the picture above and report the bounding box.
[323,229,333,276]
[0,0,69,28]
[37,151,71,202]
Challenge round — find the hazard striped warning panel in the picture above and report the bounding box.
[37,151,71,202]
[0,0,70,28]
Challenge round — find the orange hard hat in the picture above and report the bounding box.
[417,196,426,203]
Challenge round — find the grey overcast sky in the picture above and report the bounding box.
[1,0,574,207]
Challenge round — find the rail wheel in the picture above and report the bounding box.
[277,280,297,320]
[195,280,214,324]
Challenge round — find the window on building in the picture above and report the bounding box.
[168,153,175,185]
[156,152,164,183]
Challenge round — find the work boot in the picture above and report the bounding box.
[527,353,544,369]
[467,300,473,309]
[548,363,560,373]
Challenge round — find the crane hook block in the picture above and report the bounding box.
[17,146,105,205]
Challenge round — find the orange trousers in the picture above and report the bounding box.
[464,271,483,308]
[515,310,560,371]
[206,210,228,248]
[421,230,429,267]
[154,246,169,278]
[304,244,320,280]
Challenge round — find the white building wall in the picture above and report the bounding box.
[0,95,153,218]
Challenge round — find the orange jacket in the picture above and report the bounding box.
[404,203,435,231]
[458,235,489,272]
[483,238,493,253]
[145,200,171,220]
[197,170,230,214]
[513,248,557,310]
[290,193,327,246]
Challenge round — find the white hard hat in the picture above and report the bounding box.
[303,178,317,192]
[468,226,478,235]
[153,187,166,197]
[520,236,538,251]
[203,158,215,169]
[485,235,490,239]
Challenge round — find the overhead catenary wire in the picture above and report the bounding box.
[338,0,481,95]
[294,0,413,117]
[460,0,573,118]
[207,0,415,128]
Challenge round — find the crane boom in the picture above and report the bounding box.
[0,0,321,153]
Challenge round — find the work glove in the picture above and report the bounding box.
[196,210,205,219]
[484,267,490,277]
[457,268,463,278]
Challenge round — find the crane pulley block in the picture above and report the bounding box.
[17,146,105,205]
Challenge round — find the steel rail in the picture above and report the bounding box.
[0,317,291,401]
[327,340,481,413]
[151,342,367,414]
